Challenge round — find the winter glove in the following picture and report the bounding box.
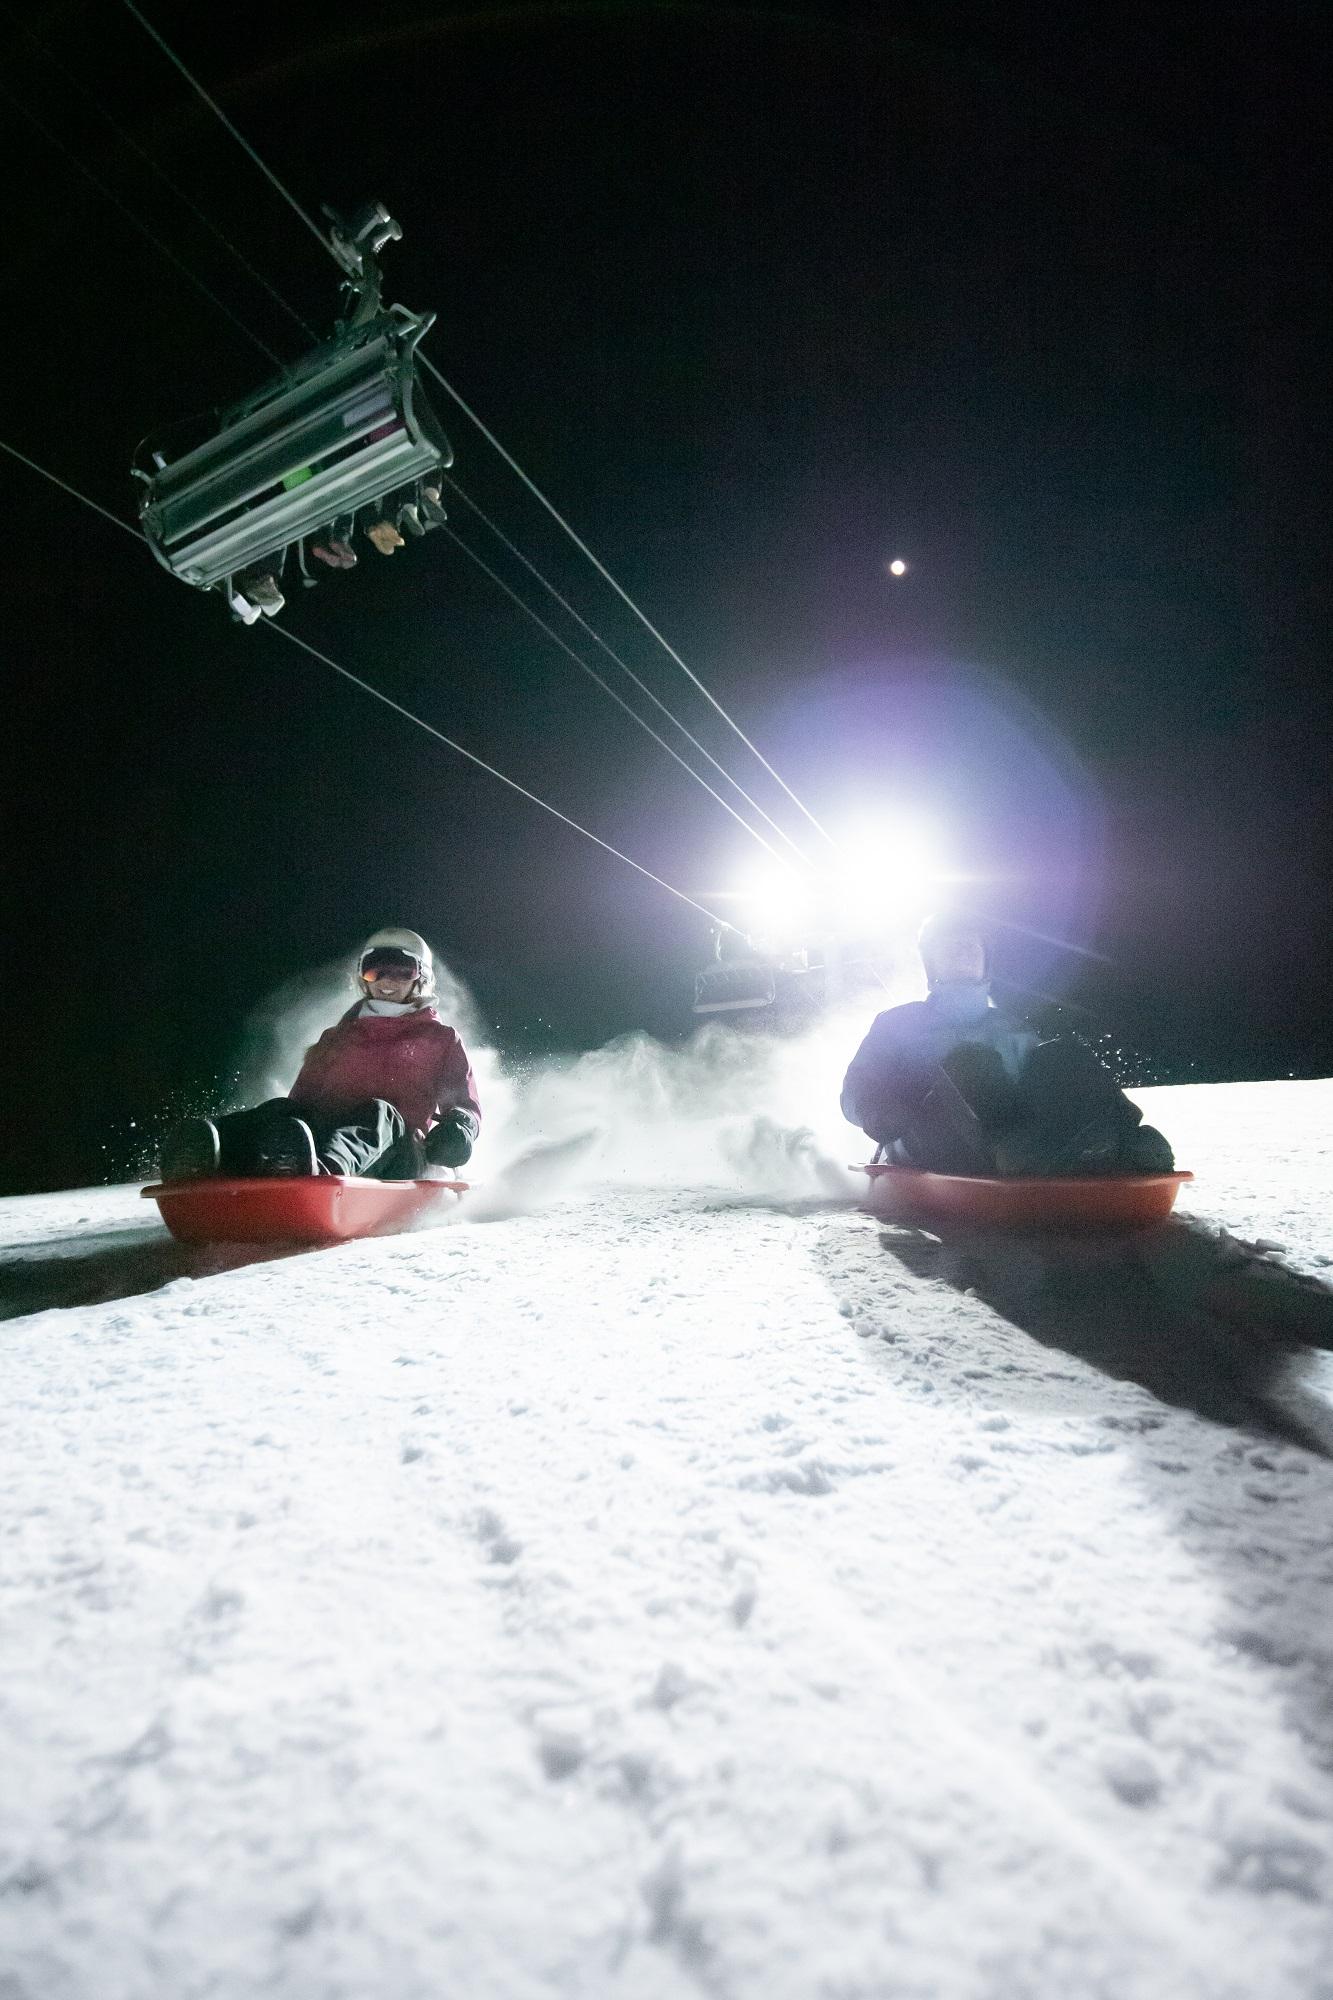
[424,1107,479,1169]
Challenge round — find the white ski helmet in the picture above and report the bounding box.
[356,927,436,999]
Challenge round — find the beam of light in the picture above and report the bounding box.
[733,866,816,952]
[713,816,945,952]
[983,914,1113,964]
[827,818,942,934]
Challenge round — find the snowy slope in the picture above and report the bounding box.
[3,1079,1333,2000]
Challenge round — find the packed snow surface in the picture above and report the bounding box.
[3,1076,1333,1999]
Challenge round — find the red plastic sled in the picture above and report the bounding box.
[857,1163,1192,1231]
[142,1175,468,1245]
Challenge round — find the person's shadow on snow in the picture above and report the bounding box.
[873,1210,1333,1456]
[863,1211,1333,1817]
[0,1225,301,1322]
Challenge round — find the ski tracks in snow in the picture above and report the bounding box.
[2,1144,1333,1997]
[805,1203,1333,1984]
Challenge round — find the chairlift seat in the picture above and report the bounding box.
[693,962,778,1014]
[137,309,451,590]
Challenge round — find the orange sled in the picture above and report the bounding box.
[142,1175,468,1245]
[857,1163,1192,1231]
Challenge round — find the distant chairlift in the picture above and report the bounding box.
[693,921,823,1025]
[693,959,780,1016]
[133,202,452,620]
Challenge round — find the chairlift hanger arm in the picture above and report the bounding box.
[325,200,403,330]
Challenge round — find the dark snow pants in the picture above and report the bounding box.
[215,1096,425,1180]
[891,1040,1174,1177]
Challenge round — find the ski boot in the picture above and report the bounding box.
[226,586,262,626]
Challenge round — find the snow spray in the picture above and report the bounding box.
[237,944,922,1216]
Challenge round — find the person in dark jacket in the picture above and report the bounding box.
[841,916,1173,1176]
[160,928,481,1181]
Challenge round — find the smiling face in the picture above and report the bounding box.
[360,949,421,1002]
[362,966,417,1002]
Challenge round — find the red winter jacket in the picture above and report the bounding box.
[291,1005,481,1139]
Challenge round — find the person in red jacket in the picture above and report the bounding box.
[159,928,481,1181]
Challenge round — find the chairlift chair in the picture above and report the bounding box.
[133,203,452,616]
[692,916,826,1022]
[693,960,780,1016]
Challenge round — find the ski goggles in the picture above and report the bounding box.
[360,949,421,980]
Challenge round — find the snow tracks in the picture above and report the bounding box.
[2,1171,1333,1999]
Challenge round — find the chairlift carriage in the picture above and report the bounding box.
[692,920,824,1028]
[133,202,452,620]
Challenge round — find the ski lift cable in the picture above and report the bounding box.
[0,433,739,934]
[114,0,837,855]
[441,520,795,868]
[0,435,144,542]
[984,915,1112,966]
[117,0,331,264]
[263,621,737,929]
[0,80,284,368]
[5,68,791,882]
[442,475,813,868]
[52,6,802,871]
[420,355,839,852]
[6,8,317,344]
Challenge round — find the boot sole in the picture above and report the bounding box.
[252,1117,319,1178]
[160,1118,221,1182]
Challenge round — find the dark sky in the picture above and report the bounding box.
[3,1,1330,1194]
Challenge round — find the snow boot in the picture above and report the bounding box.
[251,1114,319,1178]
[312,538,356,570]
[226,586,262,626]
[993,1113,1119,1176]
[160,1117,221,1182]
[244,573,285,616]
[995,1116,1174,1177]
[1119,1124,1175,1173]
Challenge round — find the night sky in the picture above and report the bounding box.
[3,1,1330,1196]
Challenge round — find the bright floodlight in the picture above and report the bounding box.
[737,867,812,948]
[832,823,939,930]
